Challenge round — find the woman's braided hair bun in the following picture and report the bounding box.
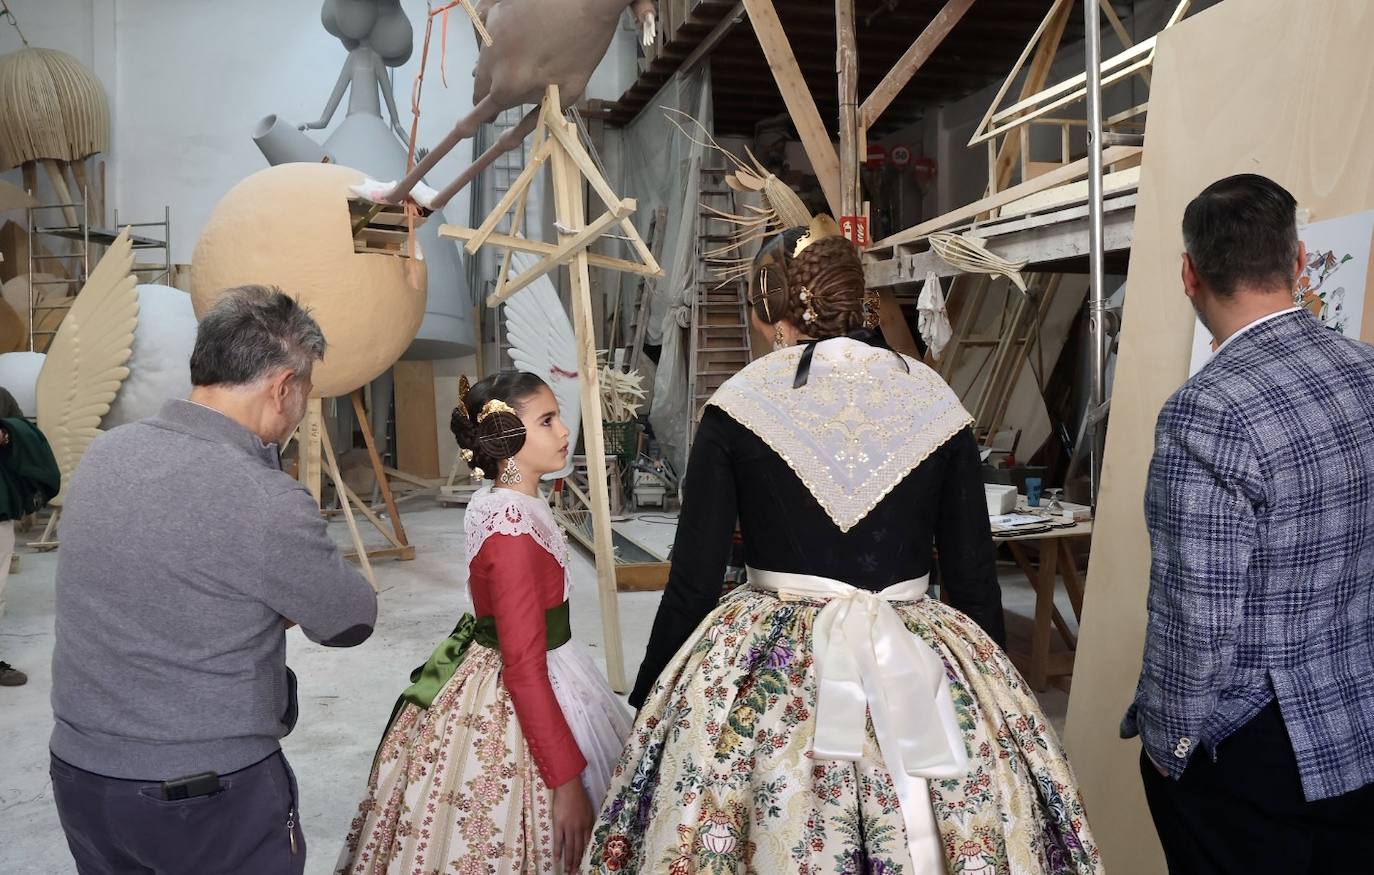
[787,235,865,338]
[449,371,548,479]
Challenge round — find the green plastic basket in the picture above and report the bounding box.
[602,420,640,462]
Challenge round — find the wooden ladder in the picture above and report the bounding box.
[686,163,753,451]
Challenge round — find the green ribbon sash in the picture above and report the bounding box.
[379,600,572,740]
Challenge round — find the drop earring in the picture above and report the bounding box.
[500,457,523,484]
[773,323,786,351]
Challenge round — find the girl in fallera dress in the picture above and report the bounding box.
[337,372,631,875]
[583,217,1102,874]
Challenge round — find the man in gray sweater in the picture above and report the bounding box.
[49,286,378,875]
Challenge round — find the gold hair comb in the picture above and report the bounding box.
[477,399,517,422]
[455,376,473,421]
[792,214,843,257]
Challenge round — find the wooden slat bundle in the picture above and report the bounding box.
[0,47,109,170]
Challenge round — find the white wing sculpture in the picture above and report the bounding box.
[36,228,139,504]
[503,251,580,480]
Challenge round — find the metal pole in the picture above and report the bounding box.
[1084,0,1107,506]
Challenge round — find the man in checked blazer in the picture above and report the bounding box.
[1122,174,1374,873]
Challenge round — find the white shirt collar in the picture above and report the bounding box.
[1214,306,1300,354]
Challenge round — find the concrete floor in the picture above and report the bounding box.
[0,501,1073,874]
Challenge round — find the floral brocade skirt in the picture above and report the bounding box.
[583,590,1102,874]
[336,640,631,875]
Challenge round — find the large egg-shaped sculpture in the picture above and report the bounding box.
[190,162,426,398]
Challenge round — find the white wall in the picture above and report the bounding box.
[0,0,641,263]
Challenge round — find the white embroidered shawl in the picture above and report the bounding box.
[464,484,571,597]
[707,337,973,533]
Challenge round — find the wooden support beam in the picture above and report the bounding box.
[484,200,636,306]
[988,0,1073,196]
[457,0,494,46]
[976,39,1157,146]
[492,109,552,301]
[682,0,744,73]
[549,123,628,693]
[1099,0,1136,51]
[299,397,323,505]
[543,115,661,275]
[740,0,842,215]
[439,225,660,277]
[464,137,556,254]
[859,0,977,129]
[991,38,1157,125]
[320,421,376,590]
[877,145,1142,247]
[351,390,408,548]
[837,0,861,218]
[336,477,405,552]
[969,0,1073,152]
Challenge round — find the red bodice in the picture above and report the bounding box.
[469,533,586,789]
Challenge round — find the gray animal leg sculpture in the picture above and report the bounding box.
[350,0,657,211]
[427,106,541,210]
[353,94,504,209]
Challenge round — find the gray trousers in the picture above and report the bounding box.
[51,751,305,875]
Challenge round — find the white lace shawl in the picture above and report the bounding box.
[707,337,974,533]
[464,484,571,598]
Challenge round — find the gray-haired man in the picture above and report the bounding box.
[49,286,377,874]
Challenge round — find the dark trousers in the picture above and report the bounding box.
[51,750,305,875]
[1140,702,1374,875]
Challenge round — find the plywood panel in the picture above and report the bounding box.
[1063,2,1374,872]
[393,360,441,480]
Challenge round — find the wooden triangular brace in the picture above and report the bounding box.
[437,84,663,308]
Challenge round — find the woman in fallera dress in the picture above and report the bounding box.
[583,217,1102,874]
[337,372,631,875]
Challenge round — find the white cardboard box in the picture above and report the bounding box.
[984,484,1017,516]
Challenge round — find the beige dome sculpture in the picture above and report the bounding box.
[0,47,111,224]
[190,162,426,398]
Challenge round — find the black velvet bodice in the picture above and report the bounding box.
[629,404,1005,706]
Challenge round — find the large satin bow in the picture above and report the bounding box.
[747,569,970,781]
[747,569,969,869]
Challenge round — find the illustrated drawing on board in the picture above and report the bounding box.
[1297,246,1353,333]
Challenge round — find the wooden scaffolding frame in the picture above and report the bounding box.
[293,390,417,592]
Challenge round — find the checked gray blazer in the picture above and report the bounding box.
[1122,308,1374,802]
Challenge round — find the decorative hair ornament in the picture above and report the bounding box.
[862,289,882,329]
[797,284,818,324]
[747,269,776,322]
[456,375,473,419]
[792,214,844,258]
[461,448,474,462]
[477,399,518,422]
[665,109,813,284]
